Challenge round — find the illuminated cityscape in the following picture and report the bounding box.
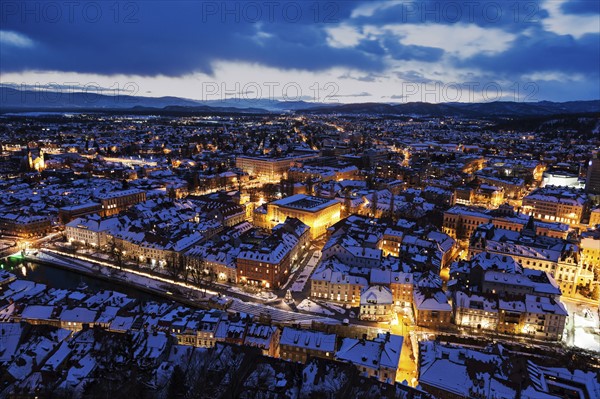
[0,1,599,398]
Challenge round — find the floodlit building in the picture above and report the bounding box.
[522,186,588,226]
[413,288,452,328]
[469,223,593,296]
[453,291,498,331]
[266,194,341,239]
[310,258,367,305]
[65,216,121,247]
[359,285,393,322]
[235,154,317,181]
[236,230,300,289]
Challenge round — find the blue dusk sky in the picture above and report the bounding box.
[1,0,599,103]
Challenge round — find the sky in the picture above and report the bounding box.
[1,0,599,104]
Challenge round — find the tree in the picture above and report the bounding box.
[108,236,124,270]
[371,190,378,218]
[168,365,187,399]
[165,252,183,279]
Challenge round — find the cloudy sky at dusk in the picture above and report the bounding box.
[1,0,599,103]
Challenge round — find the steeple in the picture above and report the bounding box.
[522,215,537,238]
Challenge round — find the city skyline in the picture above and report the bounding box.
[0,1,599,398]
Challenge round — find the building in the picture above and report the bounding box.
[207,204,247,227]
[335,333,402,384]
[0,213,52,238]
[450,251,562,300]
[359,285,393,322]
[58,202,102,224]
[390,272,414,307]
[369,268,414,307]
[279,327,336,363]
[184,244,239,284]
[443,205,570,241]
[469,223,594,296]
[214,319,248,346]
[418,341,599,399]
[522,186,588,226]
[236,154,317,181]
[243,323,281,358]
[586,150,600,195]
[481,269,562,299]
[288,165,358,183]
[96,189,146,217]
[59,307,97,331]
[443,206,492,240]
[542,171,584,189]
[590,208,600,227]
[310,259,367,305]
[381,228,403,257]
[521,294,568,340]
[413,288,452,328]
[266,194,341,239]
[65,216,120,247]
[453,291,498,331]
[580,230,600,274]
[236,230,300,289]
[172,310,224,348]
[478,175,525,199]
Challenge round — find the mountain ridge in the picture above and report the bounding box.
[1,87,598,117]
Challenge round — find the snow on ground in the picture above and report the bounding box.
[562,299,600,352]
[0,240,16,251]
[319,301,346,314]
[297,299,334,316]
[572,312,600,352]
[290,251,321,292]
[228,286,277,301]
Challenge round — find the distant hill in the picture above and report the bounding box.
[305,100,600,117]
[0,87,203,110]
[1,86,598,117]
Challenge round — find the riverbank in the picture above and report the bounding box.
[22,251,211,309]
[18,249,338,325]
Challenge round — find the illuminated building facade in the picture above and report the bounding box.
[522,187,588,226]
[266,194,341,240]
[236,230,300,289]
[97,189,147,217]
[235,154,317,181]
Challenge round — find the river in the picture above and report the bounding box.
[2,256,164,303]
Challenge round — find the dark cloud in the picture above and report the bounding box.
[350,1,549,33]
[455,30,600,78]
[394,70,439,84]
[561,0,600,15]
[0,1,381,76]
[1,0,597,101]
[332,91,372,97]
[382,37,444,62]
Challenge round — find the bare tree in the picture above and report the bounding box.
[108,236,124,270]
